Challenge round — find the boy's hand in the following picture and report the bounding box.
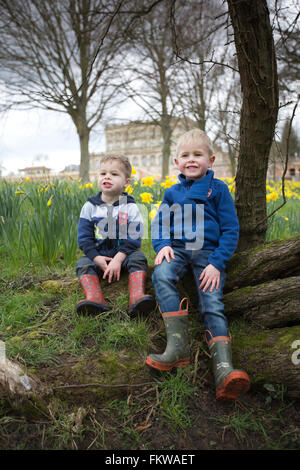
[199,264,220,293]
[103,252,126,283]
[155,246,175,265]
[93,255,112,272]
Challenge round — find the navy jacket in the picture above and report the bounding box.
[151,170,239,271]
[77,192,144,260]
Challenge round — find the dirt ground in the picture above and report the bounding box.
[1,353,299,451]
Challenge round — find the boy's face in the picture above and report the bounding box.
[98,160,130,196]
[174,140,215,181]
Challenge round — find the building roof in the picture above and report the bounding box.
[19,166,51,171]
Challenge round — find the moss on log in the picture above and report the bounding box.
[232,325,300,398]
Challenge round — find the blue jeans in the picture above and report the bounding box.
[152,247,228,339]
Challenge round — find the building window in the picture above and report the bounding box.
[290,168,295,176]
[150,155,156,166]
[133,156,139,166]
[142,156,147,166]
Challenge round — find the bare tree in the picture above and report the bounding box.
[122,2,183,179]
[0,0,131,181]
[273,0,300,98]
[170,0,241,176]
[213,56,241,176]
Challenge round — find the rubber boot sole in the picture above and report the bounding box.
[76,300,111,315]
[145,356,190,371]
[129,296,156,315]
[216,370,250,400]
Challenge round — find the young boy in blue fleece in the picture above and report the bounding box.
[76,154,155,316]
[146,129,250,401]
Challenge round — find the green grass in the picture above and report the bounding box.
[266,198,300,241]
[158,368,196,431]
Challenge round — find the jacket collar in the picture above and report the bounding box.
[178,170,214,201]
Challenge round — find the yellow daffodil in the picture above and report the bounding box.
[161,177,177,189]
[131,166,136,175]
[149,201,162,220]
[47,197,53,207]
[269,192,279,201]
[149,208,158,220]
[25,176,30,182]
[141,176,155,187]
[140,192,153,204]
[126,185,133,194]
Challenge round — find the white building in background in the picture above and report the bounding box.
[89,119,232,180]
[18,165,51,180]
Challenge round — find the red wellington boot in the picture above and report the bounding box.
[128,271,156,315]
[76,274,110,314]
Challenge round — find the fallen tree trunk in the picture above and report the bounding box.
[0,357,50,418]
[225,235,300,292]
[232,325,300,399]
[224,276,300,328]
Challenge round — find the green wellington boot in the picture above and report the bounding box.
[76,274,111,314]
[128,271,156,315]
[207,335,250,400]
[146,298,190,371]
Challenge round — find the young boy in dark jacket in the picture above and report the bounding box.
[76,154,155,315]
[146,129,250,401]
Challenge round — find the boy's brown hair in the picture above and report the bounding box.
[100,154,132,179]
[176,128,214,157]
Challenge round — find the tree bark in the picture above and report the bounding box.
[0,358,49,418]
[225,235,300,292]
[227,0,279,251]
[224,276,300,328]
[232,325,300,399]
[78,129,90,182]
[161,116,172,179]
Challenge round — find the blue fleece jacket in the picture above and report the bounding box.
[151,170,239,271]
[77,192,144,261]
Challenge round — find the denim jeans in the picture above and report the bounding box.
[76,250,148,277]
[152,247,228,338]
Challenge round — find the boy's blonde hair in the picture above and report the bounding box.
[100,154,132,179]
[176,128,214,157]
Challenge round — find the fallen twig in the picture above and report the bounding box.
[52,381,157,391]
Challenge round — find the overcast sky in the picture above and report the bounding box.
[0,107,108,176]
